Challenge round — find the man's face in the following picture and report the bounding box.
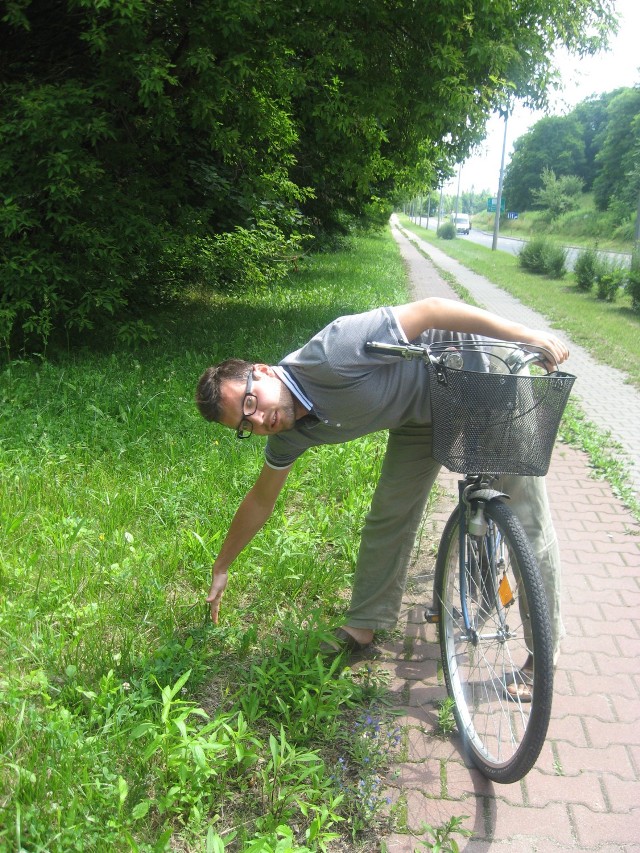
[218,364,298,437]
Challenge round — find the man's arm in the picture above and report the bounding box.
[394,297,569,368]
[207,461,292,623]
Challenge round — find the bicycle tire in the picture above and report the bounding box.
[434,499,554,783]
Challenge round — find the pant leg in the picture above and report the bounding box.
[346,422,441,630]
[496,473,564,662]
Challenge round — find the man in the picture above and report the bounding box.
[195,296,568,683]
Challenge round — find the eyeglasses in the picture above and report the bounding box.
[236,368,258,439]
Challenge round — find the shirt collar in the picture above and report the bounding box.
[273,365,314,412]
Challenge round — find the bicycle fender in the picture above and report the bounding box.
[469,488,509,503]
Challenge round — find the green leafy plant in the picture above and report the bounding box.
[518,236,567,277]
[626,251,640,312]
[595,259,625,302]
[434,696,457,737]
[415,815,472,852]
[130,671,262,822]
[437,221,457,240]
[573,245,600,292]
[531,168,584,219]
[332,711,401,836]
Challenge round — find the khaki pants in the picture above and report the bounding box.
[346,421,564,659]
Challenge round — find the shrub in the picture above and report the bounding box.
[518,237,567,278]
[595,258,625,302]
[626,251,640,312]
[437,221,457,240]
[573,246,600,292]
[532,168,584,219]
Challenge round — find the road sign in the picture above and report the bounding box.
[487,197,506,213]
[507,211,519,220]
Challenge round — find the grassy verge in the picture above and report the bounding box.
[0,231,415,851]
[399,215,640,520]
[398,215,640,389]
[470,193,635,253]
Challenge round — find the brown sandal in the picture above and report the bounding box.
[319,627,371,656]
[504,667,534,703]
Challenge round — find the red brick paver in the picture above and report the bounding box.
[371,224,640,852]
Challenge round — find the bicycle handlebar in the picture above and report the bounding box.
[364,340,556,374]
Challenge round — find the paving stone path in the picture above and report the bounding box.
[371,220,640,852]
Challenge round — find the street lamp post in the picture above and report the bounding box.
[492,109,509,251]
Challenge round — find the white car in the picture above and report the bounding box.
[452,214,470,235]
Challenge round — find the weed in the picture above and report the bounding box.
[434,696,457,737]
[0,229,410,850]
[415,815,472,852]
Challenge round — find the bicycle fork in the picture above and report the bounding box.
[426,479,511,637]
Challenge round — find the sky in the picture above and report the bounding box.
[451,0,640,196]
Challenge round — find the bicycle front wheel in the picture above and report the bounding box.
[435,499,554,783]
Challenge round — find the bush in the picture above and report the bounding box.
[595,258,625,302]
[573,246,600,292]
[518,236,567,278]
[626,251,640,312]
[437,221,457,240]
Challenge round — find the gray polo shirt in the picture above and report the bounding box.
[265,306,441,469]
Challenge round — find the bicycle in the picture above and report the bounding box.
[364,337,575,783]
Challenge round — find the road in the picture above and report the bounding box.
[411,215,632,270]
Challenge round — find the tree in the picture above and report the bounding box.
[592,87,640,214]
[572,89,625,189]
[503,115,587,210]
[531,168,584,218]
[0,0,618,348]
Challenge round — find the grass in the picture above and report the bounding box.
[0,230,411,851]
[3,217,636,850]
[471,192,635,253]
[398,214,640,390]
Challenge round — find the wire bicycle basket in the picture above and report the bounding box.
[428,360,576,476]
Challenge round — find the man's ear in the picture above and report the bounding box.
[253,363,275,379]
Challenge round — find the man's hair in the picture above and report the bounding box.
[195,358,252,422]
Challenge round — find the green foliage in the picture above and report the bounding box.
[0,229,411,850]
[0,0,617,348]
[573,245,601,292]
[437,221,457,240]
[594,258,625,302]
[235,622,360,742]
[627,251,640,313]
[434,697,457,737]
[592,88,640,213]
[532,168,584,219]
[503,87,639,233]
[503,115,588,210]
[415,815,472,852]
[518,236,567,277]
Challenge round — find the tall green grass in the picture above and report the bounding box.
[0,232,410,850]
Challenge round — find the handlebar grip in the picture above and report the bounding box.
[365,341,402,355]
[364,340,427,358]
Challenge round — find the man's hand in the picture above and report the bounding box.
[522,330,569,372]
[206,570,228,624]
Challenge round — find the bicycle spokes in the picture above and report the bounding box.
[435,501,554,783]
